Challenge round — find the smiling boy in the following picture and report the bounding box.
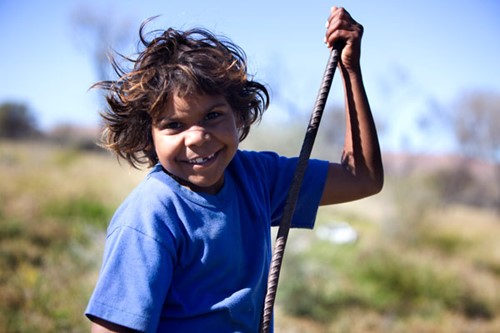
[86,6,383,333]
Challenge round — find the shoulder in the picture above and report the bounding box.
[228,150,283,186]
[116,166,174,214]
[231,149,327,178]
[229,150,327,195]
[106,165,183,241]
[231,150,285,173]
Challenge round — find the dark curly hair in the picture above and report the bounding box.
[95,19,270,168]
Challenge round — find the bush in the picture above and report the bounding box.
[0,102,40,140]
[278,233,496,326]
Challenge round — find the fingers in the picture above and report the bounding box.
[324,6,363,49]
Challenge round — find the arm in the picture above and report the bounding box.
[320,6,384,205]
[89,317,139,333]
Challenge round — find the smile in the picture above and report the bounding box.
[187,152,216,165]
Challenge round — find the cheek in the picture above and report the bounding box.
[152,134,175,162]
[220,125,240,147]
[225,115,242,139]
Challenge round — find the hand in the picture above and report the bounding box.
[325,7,363,73]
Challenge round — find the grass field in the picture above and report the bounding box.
[1,140,499,332]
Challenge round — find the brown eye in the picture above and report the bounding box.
[205,112,221,121]
[165,122,183,129]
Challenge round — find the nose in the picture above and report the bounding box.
[184,126,210,146]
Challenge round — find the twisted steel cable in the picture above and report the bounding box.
[260,48,341,333]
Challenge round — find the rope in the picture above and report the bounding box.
[260,48,340,333]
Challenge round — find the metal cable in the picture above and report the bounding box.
[260,48,340,333]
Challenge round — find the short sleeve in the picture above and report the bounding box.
[268,155,329,228]
[85,220,176,332]
[234,151,329,229]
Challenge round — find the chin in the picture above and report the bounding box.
[189,177,224,194]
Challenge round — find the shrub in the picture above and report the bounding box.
[0,102,40,140]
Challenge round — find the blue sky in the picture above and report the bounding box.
[1,0,499,152]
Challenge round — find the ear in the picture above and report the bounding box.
[235,111,245,129]
[148,130,158,156]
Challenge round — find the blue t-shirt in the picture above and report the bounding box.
[85,150,328,332]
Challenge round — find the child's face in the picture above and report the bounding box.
[152,92,240,194]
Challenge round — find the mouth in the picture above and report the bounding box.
[186,152,218,165]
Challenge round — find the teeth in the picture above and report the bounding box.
[189,153,215,164]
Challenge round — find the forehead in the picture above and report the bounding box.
[162,93,230,118]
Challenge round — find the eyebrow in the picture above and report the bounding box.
[156,102,230,124]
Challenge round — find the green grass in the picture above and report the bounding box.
[276,187,500,332]
[0,140,144,333]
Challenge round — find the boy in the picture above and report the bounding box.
[86,6,383,333]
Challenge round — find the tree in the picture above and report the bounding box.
[0,102,40,139]
[451,90,500,211]
[70,4,133,82]
[453,91,500,162]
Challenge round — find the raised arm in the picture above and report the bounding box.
[320,6,383,205]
